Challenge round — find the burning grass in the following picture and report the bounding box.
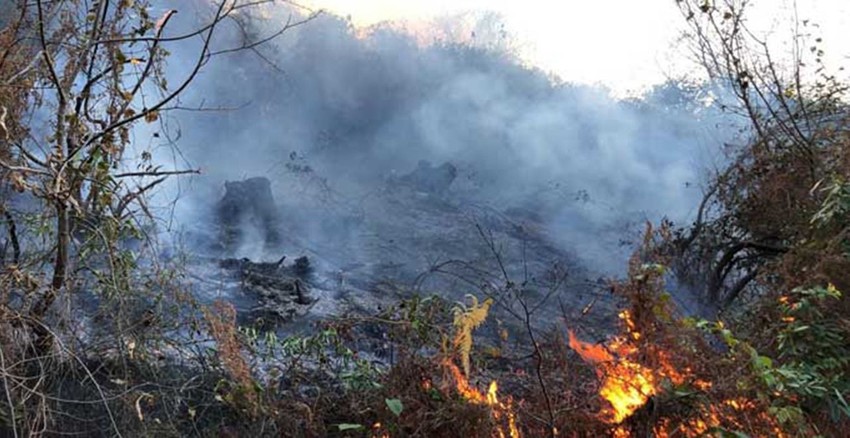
[6,222,832,437]
[441,360,520,438]
[189,224,835,437]
[568,310,685,424]
[350,251,800,437]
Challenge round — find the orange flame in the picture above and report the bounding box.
[443,360,521,438]
[568,310,786,437]
[370,422,390,438]
[597,360,656,424]
[568,330,612,363]
[568,311,684,424]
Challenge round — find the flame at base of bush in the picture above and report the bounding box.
[568,310,686,424]
[568,309,786,437]
[442,359,521,438]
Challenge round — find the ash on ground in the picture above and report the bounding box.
[180,161,622,346]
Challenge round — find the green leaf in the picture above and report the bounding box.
[336,423,364,431]
[833,388,850,418]
[385,398,404,417]
[755,355,773,369]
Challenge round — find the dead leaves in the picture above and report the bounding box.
[144,110,159,123]
[452,294,493,377]
[0,106,8,140]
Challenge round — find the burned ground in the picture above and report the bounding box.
[183,159,622,344]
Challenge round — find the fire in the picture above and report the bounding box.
[371,422,390,438]
[568,330,613,363]
[597,360,656,423]
[568,309,787,437]
[612,426,631,438]
[568,310,685,424]
[443,360,521,438]
[662,397,787,438]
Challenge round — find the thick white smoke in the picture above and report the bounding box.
[144,3,740,275]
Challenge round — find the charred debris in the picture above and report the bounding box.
[214,177,316,325]
[213,160,462,327]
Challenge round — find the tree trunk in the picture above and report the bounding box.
[30,201,69,351]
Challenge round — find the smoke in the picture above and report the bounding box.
[145,3,739,276]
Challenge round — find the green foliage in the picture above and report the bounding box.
[385,398,404,417]
[774,285,850,421]
[387,294,450,347]
[700,284,850,430]
[336,423,365,431]
[812,178,850,228]
[240,325,383,392]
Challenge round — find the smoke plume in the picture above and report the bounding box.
[145,3,739,277]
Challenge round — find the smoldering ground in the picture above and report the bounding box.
[133,3,740,319]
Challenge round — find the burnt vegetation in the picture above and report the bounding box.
[0,0,849,437]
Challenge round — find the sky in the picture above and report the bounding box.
[154,0,843,279]
[301,0,850,95]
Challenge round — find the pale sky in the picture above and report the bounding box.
[301,0,850,95]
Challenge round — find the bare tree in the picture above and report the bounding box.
[0,1,315,434]
[672,0,848,310]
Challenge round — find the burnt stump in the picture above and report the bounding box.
[217,177,281,251]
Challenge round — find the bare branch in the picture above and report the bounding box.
[114,168,201,178]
